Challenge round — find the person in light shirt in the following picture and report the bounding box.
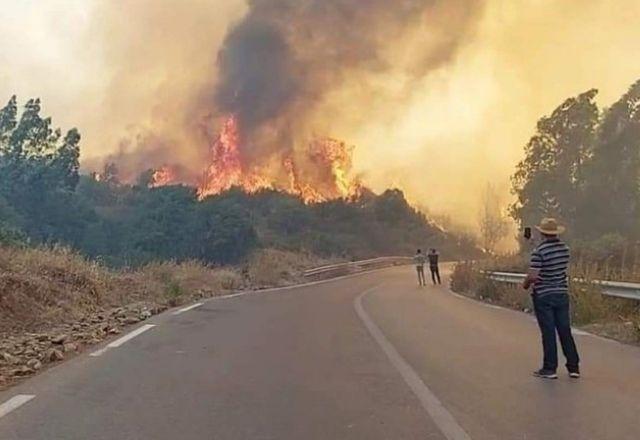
[413,249,426,287]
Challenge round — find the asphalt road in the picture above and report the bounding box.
[1,266,640,439]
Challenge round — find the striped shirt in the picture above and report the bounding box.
[530,238,570,297]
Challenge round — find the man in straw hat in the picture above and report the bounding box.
[523,218,580,380]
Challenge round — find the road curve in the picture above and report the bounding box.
[1,267,639,439]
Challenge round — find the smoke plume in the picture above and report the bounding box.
[3,0,640,247]
[212,0,484,160]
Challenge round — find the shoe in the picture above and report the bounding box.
[568,371,580,379]
[533,369,558,379]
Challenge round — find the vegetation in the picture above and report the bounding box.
[450,261,640,344]
[511,79,640,246]
[0,96,477,268]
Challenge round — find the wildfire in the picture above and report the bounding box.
[197,115,361,203]
[150,165,178,187]
[198,116,272,197]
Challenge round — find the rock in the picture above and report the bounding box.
[1,352,21,365]
[139,310,152,320]
[26,359,42,371]
[12,366,33,377]
[23,349,36,358]
[51,334,69,345]
[63,343,78,353]
[36,334,50,342]
[45,348,64,362]
[107,327,121,335]
[124,316,140,325]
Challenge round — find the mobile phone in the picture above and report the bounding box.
[524,227,532,240]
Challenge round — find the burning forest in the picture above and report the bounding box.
[196,115,362,203]
[92,0,484,205]
[143,115,362,203]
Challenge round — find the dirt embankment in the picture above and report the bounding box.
[0,246,329,389]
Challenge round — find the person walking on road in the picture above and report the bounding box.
[414,249,426,286]
[428,248,441,285]
[523,218,580,380]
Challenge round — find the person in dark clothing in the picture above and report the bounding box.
[414,249,426,286]
[523,218,580,380]
[428,248,441,285]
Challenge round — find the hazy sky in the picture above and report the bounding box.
[1,0,639,241]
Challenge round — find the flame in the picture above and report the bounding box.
[150,165,178,187]
[196,115,361,203]
[198,116,273,198]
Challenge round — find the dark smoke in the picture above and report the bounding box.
[213,0,485,157]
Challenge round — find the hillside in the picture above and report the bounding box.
[0,96,479,268]
[3,174,479,267]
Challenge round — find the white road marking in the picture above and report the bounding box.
[89,347,109,357]
[172,302,204,315]
[89,324,156,357]
[355,288,472,440]
[107,324,155,348]
[0,395,35,419]
[572,329,590,336]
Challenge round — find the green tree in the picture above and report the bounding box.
[197,198,258,264]
[582,79,640,237]
[0,96,83,243]
[510,89,599,232]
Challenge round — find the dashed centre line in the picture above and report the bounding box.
[0,395,35,419]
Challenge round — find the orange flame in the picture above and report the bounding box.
[196,115,361,203]
[150,165,178,187]
[198,116,272,198]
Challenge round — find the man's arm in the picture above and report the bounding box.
[523,250,542,290]
[523,268,539,290]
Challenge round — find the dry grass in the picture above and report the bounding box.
[244,249,331,287]
[0,245,321,335]
[450,261,640,344]
[450,261,531,312]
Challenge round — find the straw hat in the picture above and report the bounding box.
[535,217,565,235]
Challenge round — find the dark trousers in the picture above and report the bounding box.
[430,266,441,284]
[533,294,580,372]
[416,266,426,286]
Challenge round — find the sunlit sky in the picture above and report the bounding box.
[1,0,640,246]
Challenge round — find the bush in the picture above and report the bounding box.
[0,223,28,247]
[244,249,328,287]
[450,261,477,293]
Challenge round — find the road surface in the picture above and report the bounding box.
[1,266,640,439]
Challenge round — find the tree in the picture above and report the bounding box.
[478,183,509,254]
[0,96,83,243]
[510,89,599,233]
[196,198,258,264]
[581,79,640,238]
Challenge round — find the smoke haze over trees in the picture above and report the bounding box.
[510,78,640,263]
[3,1,640,235]
[0,96,476,266]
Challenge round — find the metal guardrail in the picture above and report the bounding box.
[486,271,640,301]
[304,256,413,278]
